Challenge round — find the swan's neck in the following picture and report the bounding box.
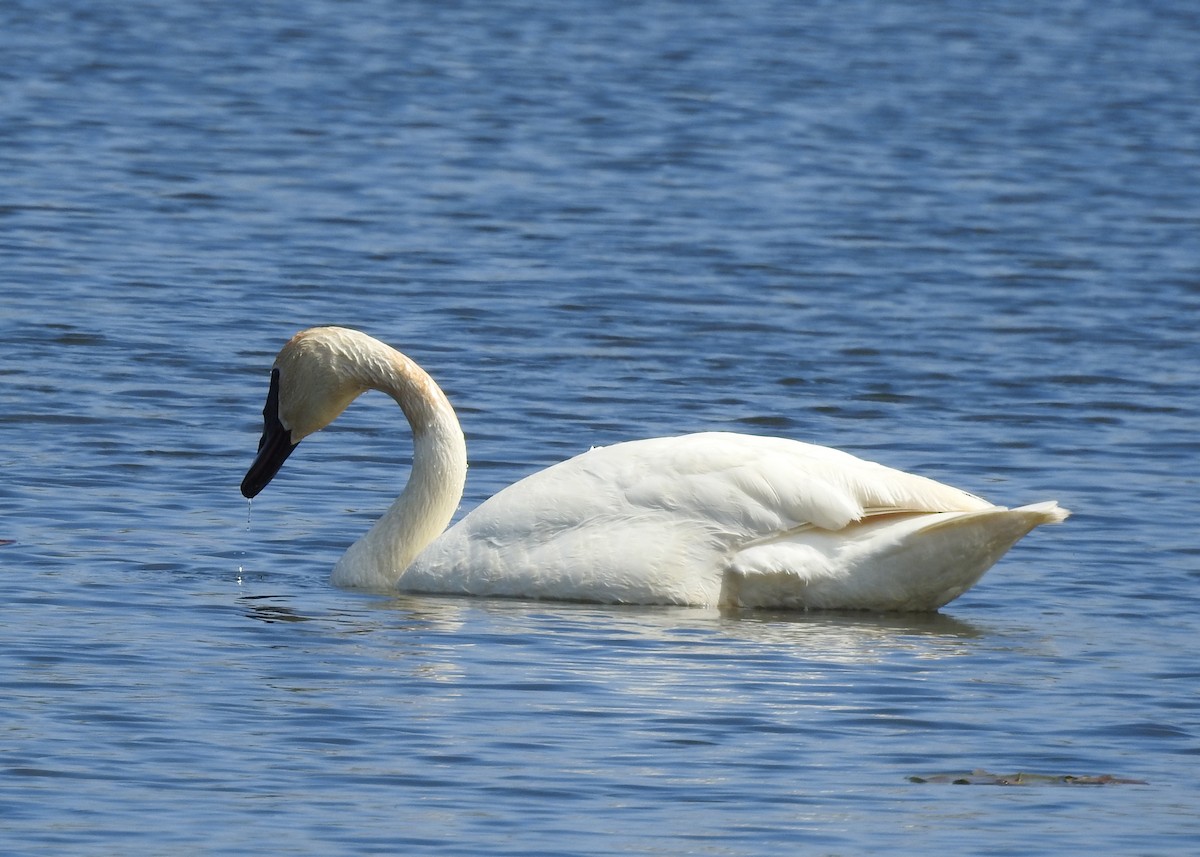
[330,350,467,590]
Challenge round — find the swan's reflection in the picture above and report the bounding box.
[238,586,1003,668]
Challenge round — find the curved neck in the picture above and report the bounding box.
[330,348,467,589]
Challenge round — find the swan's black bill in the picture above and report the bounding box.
[241,368,297,499]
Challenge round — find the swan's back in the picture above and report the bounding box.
[403,432,1018,607]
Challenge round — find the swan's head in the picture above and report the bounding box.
[241,327,369,499]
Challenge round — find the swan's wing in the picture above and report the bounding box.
[604,432,993,537]
[451,431,989,546]
[408,432,997,604]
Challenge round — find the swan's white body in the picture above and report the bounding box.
[243,327,1069,611]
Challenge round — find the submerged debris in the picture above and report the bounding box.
[910,770,1148,786]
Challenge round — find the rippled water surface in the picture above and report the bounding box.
[2,1,1198,854]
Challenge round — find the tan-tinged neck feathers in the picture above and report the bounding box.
[270,327,467,589]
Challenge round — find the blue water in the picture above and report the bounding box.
[2,0,1198,853]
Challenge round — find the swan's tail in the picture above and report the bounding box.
[1013,500,1071,525]
[725,500,1071,611]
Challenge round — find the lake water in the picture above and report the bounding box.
[2,0,1198,853]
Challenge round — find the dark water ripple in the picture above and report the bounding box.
[2,0,1199,854]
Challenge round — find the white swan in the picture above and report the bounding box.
[241,326,1069,610]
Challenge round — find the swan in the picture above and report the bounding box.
[240,326,1069,610]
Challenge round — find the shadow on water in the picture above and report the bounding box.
[240,594,315,624]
